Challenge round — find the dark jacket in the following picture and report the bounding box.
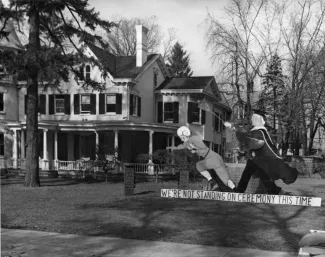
[236,127,298,184]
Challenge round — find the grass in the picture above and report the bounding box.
[1,176,325,253]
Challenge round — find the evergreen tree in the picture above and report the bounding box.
[167,42,193,77]
[259,54,288,147]
[0,0,113,187]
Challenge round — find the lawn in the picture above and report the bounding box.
[1,176,325,253]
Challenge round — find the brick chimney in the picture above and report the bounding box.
[136,25,148,67]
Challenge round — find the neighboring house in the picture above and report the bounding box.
[1,24,231,172]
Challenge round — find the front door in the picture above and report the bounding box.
[58,133,68,161]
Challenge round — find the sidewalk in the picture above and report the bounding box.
[1,229,297,257]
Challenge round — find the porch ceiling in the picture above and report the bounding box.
[7,120,179,134]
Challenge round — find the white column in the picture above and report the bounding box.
[171,135,175,148]
[114,130,119,158]
[171,134,175,175]
[42,129,48,170]
[12,129,18,169]
[54,131,58,170]
[95,131,99,160]
[21,129,25,159]
[113,130,119,174]
[147,130,154,175]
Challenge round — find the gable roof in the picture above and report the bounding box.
[156,76,214,90]
[0,20,25,51]
[87,43,164,79]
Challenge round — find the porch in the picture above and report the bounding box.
[7,120,180,171]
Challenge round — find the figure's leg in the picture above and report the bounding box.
[208,169,234,192]
[257,168,281,195]
[196,161,216,190]
[236,159,259,193]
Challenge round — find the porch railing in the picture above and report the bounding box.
[15,159,179,174]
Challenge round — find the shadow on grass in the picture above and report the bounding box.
[69,191,322,253]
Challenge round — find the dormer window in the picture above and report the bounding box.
[79,65,91,81]
[85,65,91,80]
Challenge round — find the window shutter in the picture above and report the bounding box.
[39,95,46,114]
[137,97,141,117]
[99,94,105,114]
[201,109,206,125]
[187,102,194,124]
[64,94,70,114]
[173,102,179,123]
[74,94,80,114]
[157,102,163,123]
[115,93,122,114]
[90,94,96,114]
[129,94,133,115]
[24,95,27,114]
[49,95,55,115]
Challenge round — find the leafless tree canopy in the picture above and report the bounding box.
[106,15,177,61]
[204,0,325,155]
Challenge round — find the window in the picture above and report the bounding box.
[85,65,91,80]
[106,95,116,113]
[130,94,139,116]
[0,133,4,156]
[214,112,220,132]
[0,93,3,112]
[213,143,220,154]
[191,103,200,123]
[188,102,205,124]
[55,95,65,113]
[80,95,91,113]
[164,102,174,121]
[154,71,158,88]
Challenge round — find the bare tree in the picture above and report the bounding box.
[204,0,270,125]
[277,0,325,155]
[106,15,177,61]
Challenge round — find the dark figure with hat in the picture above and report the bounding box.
[224,110,298,195]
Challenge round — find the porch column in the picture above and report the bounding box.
[21,129,25,159]
[42,129,48,170]
[171,135,175,175]
[148,130,154,175]
[171,135,175,148]
[114,130,119,158]
[95,131,99,159]
[12,128,18,169]
[54,131,58,170]
[113,130,119,174]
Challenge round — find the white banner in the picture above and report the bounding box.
[161,189,322,207]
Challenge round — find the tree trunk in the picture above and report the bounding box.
[24,1,41,187]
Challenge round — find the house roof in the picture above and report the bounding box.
[156,76,214,90]
[87,43,159,79]
[0,20,25,51]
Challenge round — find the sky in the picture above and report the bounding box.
[88,0,229,76]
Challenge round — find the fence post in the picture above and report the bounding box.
[178,168,189,190]
[124,163,135,196]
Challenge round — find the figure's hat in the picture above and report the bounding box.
[251,108,267,120]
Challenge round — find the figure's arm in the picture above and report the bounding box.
[166,144,185,151]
